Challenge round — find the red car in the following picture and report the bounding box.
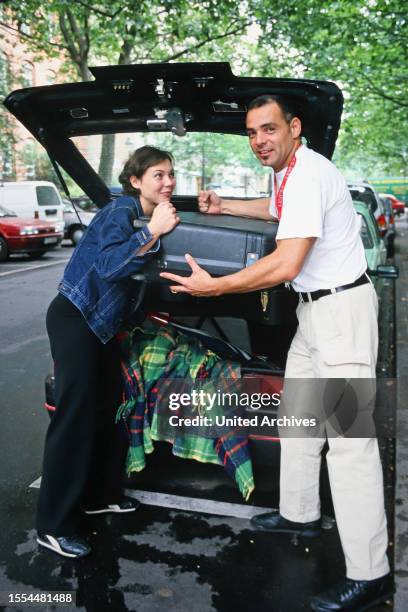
[380,193,406,217]
[0,204,63,261]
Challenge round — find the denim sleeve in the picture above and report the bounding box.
[95,204,160,281]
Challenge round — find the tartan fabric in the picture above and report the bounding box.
[116,326,255,500]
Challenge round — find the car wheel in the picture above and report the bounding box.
[71,227,84,245]
[0,236,9,262]
[28,251,46,259]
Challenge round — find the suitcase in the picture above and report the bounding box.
[134,212,278,281]
[131,211,297,329]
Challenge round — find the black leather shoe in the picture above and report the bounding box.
[83,496,140,515]
[250,510,321,538]
[37,533,91,558]
[310,573,394,611]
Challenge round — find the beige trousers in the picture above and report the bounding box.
[279,283,390,580]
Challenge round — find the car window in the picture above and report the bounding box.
[36,186,61,207]
[70,132,271,198]
[357,213,374,249]
[349,187,378,215]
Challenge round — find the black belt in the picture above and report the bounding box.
[298,273,370,303]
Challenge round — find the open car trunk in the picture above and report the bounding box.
[5,63,343,469]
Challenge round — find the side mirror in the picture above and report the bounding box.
[371,264,399,279]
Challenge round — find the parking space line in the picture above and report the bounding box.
[0,259,69,278]
[29,476,273,519]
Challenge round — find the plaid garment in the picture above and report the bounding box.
[116,326,254,500]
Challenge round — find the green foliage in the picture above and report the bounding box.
[1,0,407,180]
[253,0,408,177]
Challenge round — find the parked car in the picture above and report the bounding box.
[3,62,398,462]
[348,182,394,257]
[354,200,398,300]
[0,181,65,230]
[63,187,123,245]
[379,196,395,257]
[63,203,95,246]
[0,204,63,261]
[380,193,406,217]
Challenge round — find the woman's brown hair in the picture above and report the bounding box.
[119,145,174,196]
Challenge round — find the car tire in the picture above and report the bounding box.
[28,251,46,259]
[71,227,84,246]
[0,236,9,262]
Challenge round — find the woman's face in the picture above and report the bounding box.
[130,159,176,206]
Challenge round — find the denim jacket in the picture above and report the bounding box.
[58,195,159,344]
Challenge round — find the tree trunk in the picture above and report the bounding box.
[98,133,116,186]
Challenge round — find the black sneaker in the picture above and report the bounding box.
[250,510,321,538]
[37,533,91,558]
[310,573,394,611]
[82,496,140,515]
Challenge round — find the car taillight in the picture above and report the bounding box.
[34,211,39,219]
[377,214,387,235]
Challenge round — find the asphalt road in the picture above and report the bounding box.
[0,241,396,612]
[0,246,72,497]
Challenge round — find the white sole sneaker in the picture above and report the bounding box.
[36,534,90,558]
[83,503,137,515]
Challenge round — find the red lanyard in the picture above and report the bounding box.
[274,144,301,220]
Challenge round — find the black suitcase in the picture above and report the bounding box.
[134,212,278,281]
[131,211,297,330]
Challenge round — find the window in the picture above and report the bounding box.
[349,187,378,215]
[22,140,36,179]
[21,61,33,88]
[358,214,374,249]
[36,186,60,206]
[70,132,271,197]
[0,51,9,95]
[0,142,15,180]
[46,69,56,85]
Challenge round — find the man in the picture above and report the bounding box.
[160,95,393,611]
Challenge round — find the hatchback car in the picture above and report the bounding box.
[3,62,398,469]
[348,182,395,257]
[0,204,63,261]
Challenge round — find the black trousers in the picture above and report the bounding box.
[36,294,128,536]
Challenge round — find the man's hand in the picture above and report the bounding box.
[160,254,220,296]
[198,190,222,215]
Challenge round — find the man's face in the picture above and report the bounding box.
[246,102,301,172]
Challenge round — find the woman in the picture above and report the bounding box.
[36,146,179,558]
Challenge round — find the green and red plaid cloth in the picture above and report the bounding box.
[116,325,254,500]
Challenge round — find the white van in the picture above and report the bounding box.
[0,181,65,231]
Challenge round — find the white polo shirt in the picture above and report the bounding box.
[269,145,366,292]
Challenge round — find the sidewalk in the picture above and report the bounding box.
[395,215,408,610]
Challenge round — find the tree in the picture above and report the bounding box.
[2,0,254,183]
[251,0,408,177]
[1,0,406,179]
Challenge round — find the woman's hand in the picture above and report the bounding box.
[198,190,222,215]
[147,201,179,237]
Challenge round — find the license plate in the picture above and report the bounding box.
[44,237,58,244]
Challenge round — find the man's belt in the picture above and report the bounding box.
[298,272,370,303]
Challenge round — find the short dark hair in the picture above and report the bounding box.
[119,145,174,196]
[248,94,301,124]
